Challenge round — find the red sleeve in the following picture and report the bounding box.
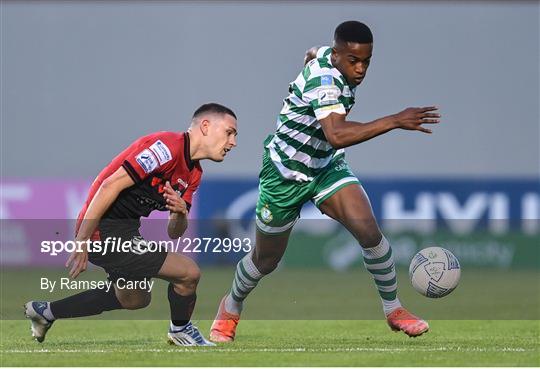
[182,167,202,208]
[121,133,179,183]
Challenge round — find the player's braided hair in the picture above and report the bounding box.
[334,21,373,44]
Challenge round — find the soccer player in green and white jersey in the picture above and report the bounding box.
[211,21,440,341]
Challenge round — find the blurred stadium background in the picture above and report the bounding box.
[1,1,539,321]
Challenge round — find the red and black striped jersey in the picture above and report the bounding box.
[77,131,202,239]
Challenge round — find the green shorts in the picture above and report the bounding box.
[255,140,360,234]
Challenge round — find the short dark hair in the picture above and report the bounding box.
[334,21,373,44]
[192,103,237,120]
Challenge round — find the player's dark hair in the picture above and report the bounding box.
[334,21,373,44]
[192,103,237,120]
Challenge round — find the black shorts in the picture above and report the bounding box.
[88,233,168,283]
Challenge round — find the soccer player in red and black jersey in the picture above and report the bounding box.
[25,103,237,346]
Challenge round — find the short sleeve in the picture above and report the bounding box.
[303,74,346,121]
[122,136,175,183]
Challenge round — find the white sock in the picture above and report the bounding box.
[224,294,243,315]
[362,236,402,316]
[362,236,390,258]
[382,297,402,316]
[226,252,264,315]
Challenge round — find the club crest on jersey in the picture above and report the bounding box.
[260,205,273,224]
[334,160,347,171]
[150,140,172,165]
[136,149,158,173]
[177,178,188,189]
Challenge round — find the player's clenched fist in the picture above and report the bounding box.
[163,181,187,215]
[393,106,440,134]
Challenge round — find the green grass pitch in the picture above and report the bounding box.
[1,320,539,366]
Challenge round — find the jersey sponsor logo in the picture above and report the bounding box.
[135,149,159,173]
[149,140,172,165]
[320,75,333,85]
[136,194,166,211]
[318,86,340,106]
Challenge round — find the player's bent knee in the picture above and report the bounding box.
[184,265,201,286]
[170,265,200,294]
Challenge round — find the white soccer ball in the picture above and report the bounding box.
[409,246,461,298]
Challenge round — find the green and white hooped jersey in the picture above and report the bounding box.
[266,46,356,182]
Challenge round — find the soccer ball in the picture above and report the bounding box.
[409,246,461,298]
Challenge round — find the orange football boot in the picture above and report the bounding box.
[386,307,429,337]
[209,296,240,342]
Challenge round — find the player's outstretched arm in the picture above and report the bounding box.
[163,181,188,239]
[67,166,135,278]
[319,106,440,149]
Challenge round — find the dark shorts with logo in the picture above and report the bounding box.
[88,223,168,282]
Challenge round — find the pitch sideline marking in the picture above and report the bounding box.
[2,347,531,354]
